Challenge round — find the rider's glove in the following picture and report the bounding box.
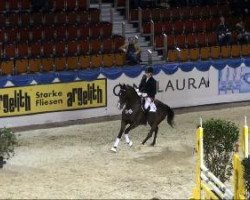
[142,93,147,97]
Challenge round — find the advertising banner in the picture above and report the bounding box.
[0,79,107,117]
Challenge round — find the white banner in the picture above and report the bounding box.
[1,65,250,128]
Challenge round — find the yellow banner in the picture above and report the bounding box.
[0,79,107,117]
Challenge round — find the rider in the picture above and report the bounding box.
[138,66,157,113]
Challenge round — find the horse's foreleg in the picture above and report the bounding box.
[142,125,157,145]
[151,126,159,146]
[124,123,139,147]
[111,121,127,152]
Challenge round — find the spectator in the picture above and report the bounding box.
[216,16,232,46]
[120,37,142,65]
[235,19,250,44]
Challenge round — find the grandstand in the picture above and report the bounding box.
[0,0,249,76]
[0,0,127,75]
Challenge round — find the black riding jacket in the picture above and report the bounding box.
[139,75,157,98]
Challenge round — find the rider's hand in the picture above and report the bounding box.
[142,93,147,97]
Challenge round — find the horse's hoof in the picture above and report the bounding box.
[110,147,117,153]
[150,143,155,146]
[127,141,133,147]
[141,142,145,145]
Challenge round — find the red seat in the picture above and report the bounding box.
[0,30,5,42]
[77,11,89,24]
[44,13,56,26]
[197,32,207,47]
[116,0,125,8]
[190,6,201,19]
[151,8,161,22]
[142,22,151,35]
[129,9,138,22]
[184,20,194,33]
[30,27,43,41]
[17,43,29,58]
[18,28,31,42]
[56,13,67,25]
[209,5,219,17]
[161,9,171,21]
[53,0,65,11]
[194,19,205,32]
[175,34,186,48]
[43,26,55,41]
[66,26,78,40]
[90,23,101,39]
[55,42,66,57]
[55,26,67,41]
[0,1,6,12]
[142,9,151,23]
[186,33,197,48]
[90,40,101,54]
[173,21,184,34]
[200,6,210,19]
[65,0,76,10]
[102,38,113,53]
[7,14,19,27]
[67,41,79,56]
[0,14,6,27]
[7,0,19,11]
[77,0,87,10]
[89,8,100,23]
[20,13,30,27]
[42,42,55,57]
[29,42,42,58]
[20,0,31,10]
[167,34,175,49]
[79,40,90,55]
[67,13,77,25]
[207,32,217,46]
[154,34,164,49]
[171,7,180,20]
[4,44,16,59]
[31,13,44,26]
[154,22,164,35]
[180,7,191,19]
[78,25,90,39]
[113,36,125,52]
[5,29,18,42]
[101,22,112,38]
[163,22,173,34]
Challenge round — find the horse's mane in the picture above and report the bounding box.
[124,84,138,96]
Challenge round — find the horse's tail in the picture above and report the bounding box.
[164,104,175,127]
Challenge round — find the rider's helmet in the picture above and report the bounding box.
[145,66,154,74]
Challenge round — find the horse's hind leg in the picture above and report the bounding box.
[111,121,127,152]
[142,125,157,145]
[151,126,158,146]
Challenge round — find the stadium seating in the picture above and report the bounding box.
[0,0,126,75]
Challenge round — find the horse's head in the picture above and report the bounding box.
[113,84,138,110]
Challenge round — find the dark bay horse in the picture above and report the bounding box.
[111,83,175,152]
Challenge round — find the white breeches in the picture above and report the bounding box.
[144,97,157,112]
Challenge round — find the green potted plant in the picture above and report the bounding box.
[203,118,239,182]
[0,127,18,168]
